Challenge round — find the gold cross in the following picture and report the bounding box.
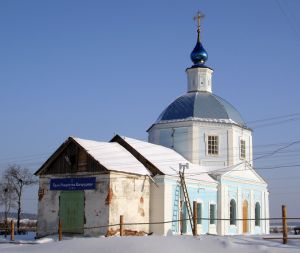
[193,11,205,31]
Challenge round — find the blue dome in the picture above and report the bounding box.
[156,92,246,127]
[190,30,208,66]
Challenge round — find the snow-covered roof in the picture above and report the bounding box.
[117,136,216,183]
[72,137,150,176]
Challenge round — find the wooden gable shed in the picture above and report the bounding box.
[35,137,152,238]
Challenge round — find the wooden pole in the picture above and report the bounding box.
[180,200,183,235]
[193,201,197,236]
[58,219,62,241]
[120,215,124,236]
[282,205,288,244]
[10,220,14,241]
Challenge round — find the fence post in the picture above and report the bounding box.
[58,219,62,241]
[193,201,197,236]
[10,220,14,241]
[120,215,124,236]
[282,205,288,244]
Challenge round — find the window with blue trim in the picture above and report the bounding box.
[255,202,261,226]
[230,199,236,225]
[210,204,216,224]
[197,203,202,224]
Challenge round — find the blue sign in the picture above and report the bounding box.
[50,177,96,191]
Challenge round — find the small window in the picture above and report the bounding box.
[197,203,202,224]
[255,202,261,226]
[230,199,236,225]
[240,139,246,159]
[208,136,219,155]
[210,204,216,224]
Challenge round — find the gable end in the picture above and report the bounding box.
[35,137,107,176]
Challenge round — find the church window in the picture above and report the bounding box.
[197,203,202,224]
[255,202,261,226]
[209,204,216,224]
[208,135,219,155]
[240,139,246,159]
[230,199,237,225]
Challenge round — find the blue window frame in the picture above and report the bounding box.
[255,202,261,226]
[230,199,237,225]
[210,204,216,224]
[197,203,202,224]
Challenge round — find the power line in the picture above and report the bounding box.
[1,135,300,166]
[250,117,300,129]
[275,0,300,42]
[0,113,300,165]
[254,140,300,161]
[246,112,300,124]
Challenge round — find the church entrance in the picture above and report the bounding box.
[243,200,248,233]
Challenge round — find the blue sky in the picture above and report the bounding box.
[0,0,300,217]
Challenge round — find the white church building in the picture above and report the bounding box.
[35,15,269,237]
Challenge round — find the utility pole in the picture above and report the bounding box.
[179,163,193,232]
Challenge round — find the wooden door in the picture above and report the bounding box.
[243,200,248,233]
[59,191,84,234]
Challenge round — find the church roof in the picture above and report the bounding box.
[112,135,217,184]
[155,91,246,127]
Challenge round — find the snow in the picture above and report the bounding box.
[0,234,299,253]
[121,136,216,183]
[71,136,217,183]
[157,117,239,126]
[72,137,150,176]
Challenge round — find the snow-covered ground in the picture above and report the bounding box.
[0,234,299,253]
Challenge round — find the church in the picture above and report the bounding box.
[35,14,269,237]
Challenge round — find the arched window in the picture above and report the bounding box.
[230,199,236,225]
[255,202,261,226]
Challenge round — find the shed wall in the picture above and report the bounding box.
[108,173,150,235]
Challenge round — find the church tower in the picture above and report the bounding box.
[147,12,253,169]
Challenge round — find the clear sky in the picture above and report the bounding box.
[0,0,300,218]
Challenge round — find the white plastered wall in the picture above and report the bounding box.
[149,176,165,235]
[37,172,150,237]
[37,176,60,238]
[108,172,150,234]
[36,173,110,238]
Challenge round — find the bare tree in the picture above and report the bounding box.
[3,165,37,233]
[0,179,17,237]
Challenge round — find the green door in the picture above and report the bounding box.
[59,191,84,234]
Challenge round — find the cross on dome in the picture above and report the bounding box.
[194,11,205,34]
[190,11,208,67]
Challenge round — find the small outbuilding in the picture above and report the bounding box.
[35,137,152,237]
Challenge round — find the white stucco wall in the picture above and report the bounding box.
[148,121,269,236]
[108,172,150,234]
[37,177,60,237]
[36,173,110,238]
[149,176,165,235]
[186,67,213,93]
[37,172,150,237]
[220,168,268,235]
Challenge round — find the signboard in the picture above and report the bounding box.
[50,177,96,191]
